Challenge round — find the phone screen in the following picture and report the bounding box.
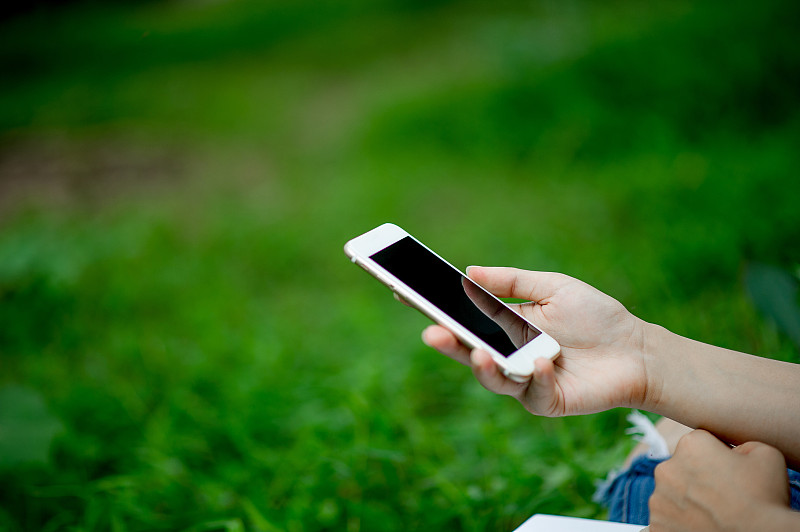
[370,236,541,356]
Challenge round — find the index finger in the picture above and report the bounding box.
[422,325,472,366]
[467,266,576,303]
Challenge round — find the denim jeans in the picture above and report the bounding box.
[596,455,800,525]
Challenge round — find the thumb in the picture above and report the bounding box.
[467,266,573,303]
[526,356,561,416]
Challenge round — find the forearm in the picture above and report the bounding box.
[639,322,800,468]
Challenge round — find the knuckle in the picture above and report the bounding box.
[673,433,691,453]
[684,428,706,442]
[674,428,708,452]
[653,460,670,482]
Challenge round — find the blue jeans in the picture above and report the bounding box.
[596,455,800,525]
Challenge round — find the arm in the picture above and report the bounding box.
[642,323,800,468]
[423,266,800,467]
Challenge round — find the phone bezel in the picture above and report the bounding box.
[344,223,560,381]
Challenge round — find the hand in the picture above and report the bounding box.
[421,266,648,417]
[648,430,794,532]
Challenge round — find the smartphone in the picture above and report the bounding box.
[344,223,560,382]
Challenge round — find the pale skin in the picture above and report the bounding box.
[414,266,800,531]
[645,430,799,531]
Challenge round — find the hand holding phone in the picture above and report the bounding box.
[423,265,653,417]
[346,224,650,418]
[344,223,560,382]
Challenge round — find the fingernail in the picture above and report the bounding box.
[466,265,480,276]
[470,350,483,370]
[421,327,433,346]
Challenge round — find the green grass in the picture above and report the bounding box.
[1,0,799,530]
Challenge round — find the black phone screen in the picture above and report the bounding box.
[370,236,541,356]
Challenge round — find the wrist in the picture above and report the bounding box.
[616,317,664,411]
[636,320,670,412]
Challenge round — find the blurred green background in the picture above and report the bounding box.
[1,0,799,530]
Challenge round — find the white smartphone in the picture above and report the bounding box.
[344,223,560,382]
